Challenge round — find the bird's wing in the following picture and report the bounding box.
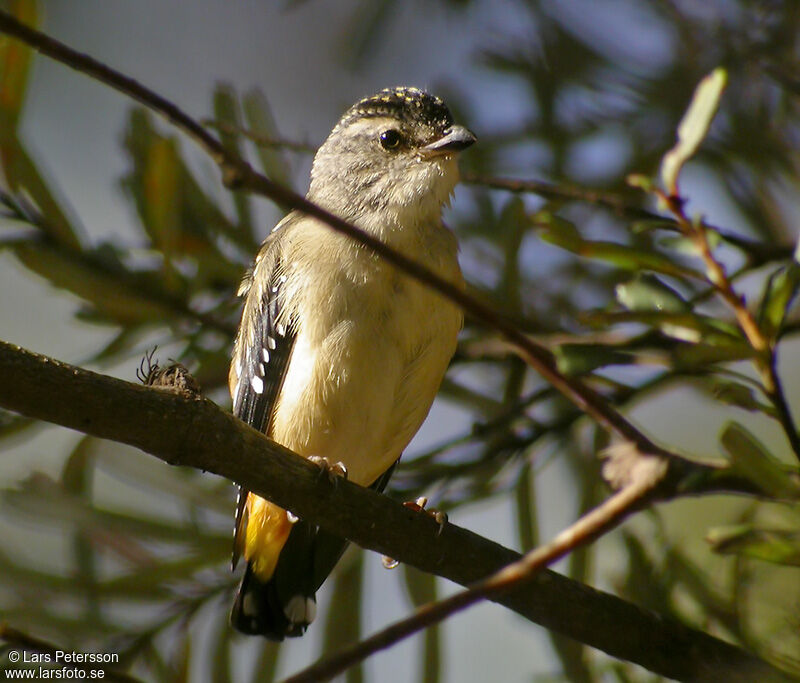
[230,217,297,569]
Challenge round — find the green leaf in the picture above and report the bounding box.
[0,140,83,248]
[210,606,234,683]
[61,436,99,617]
[661,67,728,195]
[121,108,254,263]
[10,241,179,325]
[707,525,800,566]
[173,634,191,683]
[515,463,537,551]
[498,196,526,309]
[710,381,776,417]
[242,89,293,189]
[720,422,800,498]
[97,553,229,599]
[0,409,38,440]
[663,545,741,636]
[535,211,582,250]
[322,550,364,683]
[539,216,702,279]
[671,341,756,366]
[4,473,230,547]
[95,446,231,515]
[403,564,441,683]
[581,309,744,347]
[0,546,79,593]
[61,435,95,495]
[250,641,281,683]
[142,136,182,291]
[615,274,689,313]
[0,0,37,132]
[625,173,654,192]
[214,84,254,238]
[758,264,800,340]
[554,343,634,375]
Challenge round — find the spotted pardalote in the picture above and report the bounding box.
[229,87,475,639]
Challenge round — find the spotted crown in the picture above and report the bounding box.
[337,87,454,136]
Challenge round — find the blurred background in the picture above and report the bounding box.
[1,0,800,681]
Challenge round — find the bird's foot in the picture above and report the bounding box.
[403,496,448,535]
[382,497,449,569]
[308,456,348,485]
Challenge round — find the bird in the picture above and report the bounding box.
[228,86,475,640]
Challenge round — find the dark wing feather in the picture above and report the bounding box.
[231,221,297,569]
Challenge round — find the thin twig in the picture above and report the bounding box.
[0,624,142,683]
[201,119,317,153]
[659,191,800,461]
[0,184,236,338]
[0,10,669,458]
[278,457,682,683]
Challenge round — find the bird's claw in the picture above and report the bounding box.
[403,496,448,535]
[308,456,348,485]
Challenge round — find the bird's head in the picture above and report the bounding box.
[308,87,476,227]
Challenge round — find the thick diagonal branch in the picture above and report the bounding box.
[0,340,784,681]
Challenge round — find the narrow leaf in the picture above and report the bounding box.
[616,274,689,313]
[322,550,364,683]
[720,422,800,498]
[250,641,280,683]
[214,84,254,237]
[540,218,701,279]
[711,381,775,417]
[554,343,634,375]
[0,0,36,132]
[403,564,441,683]
[708,525,800,566]
[758,264,800,340]
[242,89,293,189]
[661,68,728,195]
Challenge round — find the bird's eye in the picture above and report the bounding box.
[379,129,402,150]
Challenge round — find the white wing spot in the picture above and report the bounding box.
[267,336,276,350]
[276,323,286,336]
[258,362,265,376]
[262,348,270,362]
[251,375,264,394]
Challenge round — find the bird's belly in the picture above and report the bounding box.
[270,276,460,486]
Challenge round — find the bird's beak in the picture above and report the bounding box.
[422,125,477,156]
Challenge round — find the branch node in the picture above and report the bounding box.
[601,441,669,492]
[221,163,245,189]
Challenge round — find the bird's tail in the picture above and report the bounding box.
[230,465,399,640]
[230,563,315,640]
[230,518,348,640]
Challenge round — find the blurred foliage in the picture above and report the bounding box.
[2,0,800,681]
